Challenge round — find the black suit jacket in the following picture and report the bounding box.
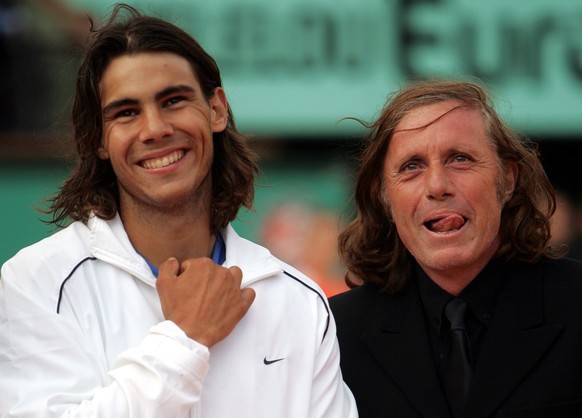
[330,258,582,418]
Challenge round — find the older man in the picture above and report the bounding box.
[330,80,582,418]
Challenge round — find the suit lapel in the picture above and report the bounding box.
[361,282,451,418]
[464,263,563,418]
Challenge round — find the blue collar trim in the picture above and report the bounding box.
[142,232,226,278]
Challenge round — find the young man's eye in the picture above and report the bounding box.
[114,109,136,119]
[166,96,186,106]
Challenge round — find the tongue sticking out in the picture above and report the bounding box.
[428,214,465,233]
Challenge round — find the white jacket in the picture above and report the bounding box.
[0,214,357,418]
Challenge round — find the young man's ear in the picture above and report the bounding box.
[209,87,228,133]
[97,146,110,160]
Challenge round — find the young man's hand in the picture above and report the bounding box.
[156,257,256,347]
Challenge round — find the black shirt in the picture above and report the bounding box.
[416,259,506,379]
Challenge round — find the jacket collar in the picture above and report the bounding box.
[221,224,283,288]
[87,214,282,288]
[88,213,152,282]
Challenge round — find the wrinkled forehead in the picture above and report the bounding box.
[395,99,470,132]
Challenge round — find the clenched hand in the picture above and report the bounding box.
[156,257,256,347]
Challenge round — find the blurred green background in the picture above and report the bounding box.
[2,0,582,272]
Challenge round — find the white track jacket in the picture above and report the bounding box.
[0,214,357,418]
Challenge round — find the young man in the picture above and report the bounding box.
[330,80,582,418]
[0,5,357,417]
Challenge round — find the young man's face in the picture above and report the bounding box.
[382,100,517,286]
[98,52,227,216]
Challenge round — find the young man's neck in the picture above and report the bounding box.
[120,204,215,269]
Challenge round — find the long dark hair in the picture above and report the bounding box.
[47,4,258,232]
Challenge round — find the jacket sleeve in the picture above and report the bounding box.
[0,266,208,418]
[309,296,359,418]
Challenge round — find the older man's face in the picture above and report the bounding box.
[383,100,517,290]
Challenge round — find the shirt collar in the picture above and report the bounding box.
[211,231,226,265]
[417,258,506,335]
[417,265,450,336]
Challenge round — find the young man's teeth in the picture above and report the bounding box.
[143,150,183,169]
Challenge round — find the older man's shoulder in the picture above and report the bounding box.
[538,256,582,288]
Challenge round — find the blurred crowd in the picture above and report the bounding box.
[259,203,349,297]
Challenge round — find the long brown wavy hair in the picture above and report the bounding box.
[47,4,258,232]
[339,80,560,294]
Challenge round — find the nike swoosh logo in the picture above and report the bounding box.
[263,356,285,365]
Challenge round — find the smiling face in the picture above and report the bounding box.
[383,100,517,292]
[98,52,227,219]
